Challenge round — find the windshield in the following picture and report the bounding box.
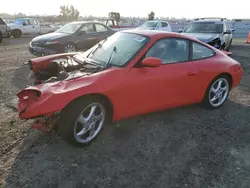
[55,22,82,34]
[183,22,223,33]
[85,32,149,67]
[140,21,158,28]
[14,18,26,25]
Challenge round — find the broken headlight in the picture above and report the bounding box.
[208,38,221,48]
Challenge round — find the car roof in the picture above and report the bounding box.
[192,19,225,24]
[70,21,106,24]
[144,20,168,23]
[122,29,199,41]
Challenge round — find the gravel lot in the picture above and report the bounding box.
[0,36,250,188]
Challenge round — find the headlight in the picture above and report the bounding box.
[44,41,59,45]
[208,38,221,48]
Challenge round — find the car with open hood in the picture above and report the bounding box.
[17,30,243,147]
[178,18,234,50]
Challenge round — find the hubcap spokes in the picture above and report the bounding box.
[65,45,75,52]
[209,78,229,107]
[74,103,105,143]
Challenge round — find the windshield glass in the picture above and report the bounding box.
[85,32,149,67]
[55,22,82,34]
[14,18,26,25]
[183,22,223,33]
[140,21,158,28]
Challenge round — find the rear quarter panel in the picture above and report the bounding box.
[193,52,240,102]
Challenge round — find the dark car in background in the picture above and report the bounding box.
[29,21,116,56]
[179,18,234,50]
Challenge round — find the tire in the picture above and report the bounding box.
[12,29,22,38]
[220,44,225,51]
[201,75,231,109]
[64,43,76,53]
[0,32,2,43]
[58,96,108,147]
[227,39,233,51]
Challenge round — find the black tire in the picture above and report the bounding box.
[0,32,2,43]
[227,39,233,51]
[201,75,231,109]
[58,96,109,147]
[12,29,22,38]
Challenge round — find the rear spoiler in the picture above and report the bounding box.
[220,50,232,56]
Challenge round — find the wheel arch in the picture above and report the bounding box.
[213,72,233,89]
[62,93,114,122]
[12,28,22,34]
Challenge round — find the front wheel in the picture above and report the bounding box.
[201,75,231,109]
[12,30,22,38]
[58,96,107,147]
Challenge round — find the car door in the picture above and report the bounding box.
[224,22,232,47]
[75,23,98,50]
[31,19,41,34]
[21,19,34,34]
[121,38,199,117]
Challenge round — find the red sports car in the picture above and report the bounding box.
[17,30,243,147]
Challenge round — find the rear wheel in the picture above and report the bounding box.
[58,96,108,147]
[201,75,231,109]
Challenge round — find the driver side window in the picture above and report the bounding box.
[145,38,189,64]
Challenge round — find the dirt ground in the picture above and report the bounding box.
[0,36,250,188]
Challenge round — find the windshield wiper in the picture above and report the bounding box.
[106,46,116,69]
[87,38,107,58]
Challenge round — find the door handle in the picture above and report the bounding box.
[188,71,198,76]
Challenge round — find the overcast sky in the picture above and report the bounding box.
[1,0,249,19]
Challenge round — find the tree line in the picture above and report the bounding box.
[1,6,157,22]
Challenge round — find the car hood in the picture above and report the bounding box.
[7,23,21,29]
[182,33,220,43]
[32,32,70,42]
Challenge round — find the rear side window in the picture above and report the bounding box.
[192,42,215,60]
[161,22,168,27]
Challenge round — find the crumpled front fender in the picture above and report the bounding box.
[17,75,98,119]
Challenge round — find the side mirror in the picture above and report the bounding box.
[224,30,232,34]
[141,57,162,67]
[78,30,86,35]
[23,22,27,26]
[178,29,183,33]
[231,28,235,32]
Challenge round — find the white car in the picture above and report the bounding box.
[7,18,41,38]
[135,20,172,32]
